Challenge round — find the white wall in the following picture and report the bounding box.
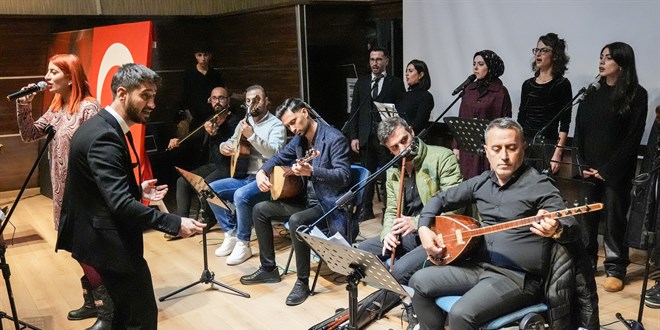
[403,0,660,142]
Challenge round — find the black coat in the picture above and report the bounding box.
[56,109,181,273]
[546,240,600,329]
[348,74,405,145]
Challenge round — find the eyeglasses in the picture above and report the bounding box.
[532,48,553,55]
[208,96,228,102]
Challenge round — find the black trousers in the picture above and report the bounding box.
[410,262,542,330]
[98,259,157,330]
[357,233,426,285]
[579,178,631,278]
[253,200,323,280]
[359,132,392,212]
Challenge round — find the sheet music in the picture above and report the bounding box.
[373,101,399,121]
[310,226,350,248]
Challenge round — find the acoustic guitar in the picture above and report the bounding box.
[270,148,319,200]
[230,97,259,178]
[428,203,603,265]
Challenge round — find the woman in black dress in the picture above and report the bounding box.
[517,33,572,174]
[398,59,433,134]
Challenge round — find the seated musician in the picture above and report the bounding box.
[356,117,462,326]
[410,118,580,330]
[240,98,351,306]
[208,85,286,265]
[167,86,237,229]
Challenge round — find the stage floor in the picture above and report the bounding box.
[0,192,657,329]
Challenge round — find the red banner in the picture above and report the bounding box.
[50,21,154,184]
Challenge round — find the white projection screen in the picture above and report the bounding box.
[403,0,660,142]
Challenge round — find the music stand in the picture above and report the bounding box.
[444,117,490,156]
[299,232,409,330]
[174,166,235,215]
[158,168,249,301]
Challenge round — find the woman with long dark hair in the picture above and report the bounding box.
[575,42,648,292]
[517,33,573,174]
[16,54,111,328]
[455,50,512,179]
[399,59,433,134]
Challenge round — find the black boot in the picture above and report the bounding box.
[86,285,113,330]
[67,277,97,320]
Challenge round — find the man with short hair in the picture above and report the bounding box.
[349,46,405,220]
[56,63,206,329]
[177,45,226,169]
[410,118,578,330]
[356,117,462,327]
[240,98,350,306]
[208,85,286,265]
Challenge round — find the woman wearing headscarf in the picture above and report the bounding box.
[455,50,512,179]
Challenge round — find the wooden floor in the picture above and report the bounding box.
[0,192,658,329]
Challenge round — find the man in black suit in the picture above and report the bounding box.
[56,63,206,329]
[349,46,405,219]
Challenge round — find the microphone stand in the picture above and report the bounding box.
[302,101,330,127]
[295,142,415,244]
[530,87,588,174]
[0,126,56,330]
[302,89,465,241]
[416,90,465,143]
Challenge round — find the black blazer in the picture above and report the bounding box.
[349,74,405,145]
[56,109,181,273]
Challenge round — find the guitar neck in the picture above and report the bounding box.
[467,203,603,238]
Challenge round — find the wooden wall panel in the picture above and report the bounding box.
[0,135,39,191]
[0,2,402,192]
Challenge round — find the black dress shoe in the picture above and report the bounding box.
[240,268,281,285]
[286,279,311,306]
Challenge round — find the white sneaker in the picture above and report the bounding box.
[226,241,252,265]
[215,235,237,257]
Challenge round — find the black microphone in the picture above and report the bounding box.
[451,74,477,96]
[6,81,48,101]
[579,80,601,101]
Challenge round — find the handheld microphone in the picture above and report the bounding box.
[6,81,48,101]
[451,74,477,96]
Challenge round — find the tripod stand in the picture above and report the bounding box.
[0,127,56,330]
[158,175,249,301]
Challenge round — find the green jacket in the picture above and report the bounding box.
[381,140,463,240]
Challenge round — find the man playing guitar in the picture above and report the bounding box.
[240,98,351,307]
[410,118,585,330]
[207,85,286,266]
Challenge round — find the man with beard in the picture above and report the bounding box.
[167,86,238,229]
[56,63,206,329]
[208,85,286,265]
[356,117,463,329]
[348,46,405,221]
[239,98,350,306]
[176,45,225,169]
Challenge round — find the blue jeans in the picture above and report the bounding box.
[208,176,270,242]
